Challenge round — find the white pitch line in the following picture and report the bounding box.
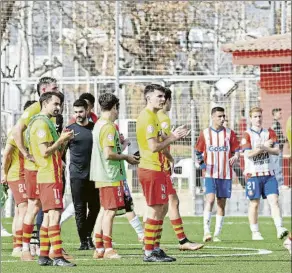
[0,245,272,262]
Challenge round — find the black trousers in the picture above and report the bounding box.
[70,177,100,243]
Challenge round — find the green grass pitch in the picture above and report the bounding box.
[1,216,291,273]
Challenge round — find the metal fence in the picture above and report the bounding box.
[1,1,291,216]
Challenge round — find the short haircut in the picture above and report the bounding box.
[23,100,37,111]
[98,93,119,111]
[211,106,225,115]
[36,77,57,96]
[39,92,62,108]
[73,99,88,110]
[59,91,64,105]
[164,87,172,101]
[144,84,165,99]
[249,106,263,117]
[79,93,95,105]
[272,108,282,116]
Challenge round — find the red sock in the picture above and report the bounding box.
[171,218,186,241]
[102,235,112,250]
[40,226,50,257]
[48,225,62,258]
[95,233,104,249]
[15,230,23,248]
[144,218,159,252]
[22,224,34,245]
[154,220,163,249]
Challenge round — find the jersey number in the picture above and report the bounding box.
[246,181,255,191]
[18,184,26,193]
[53,189,61,199]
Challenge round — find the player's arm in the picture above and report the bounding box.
[195,131,206,169]
[12,121,31,160]
[103,146,139,164]
[38,128,74,158]
[39,137,73,158]
[240,131,262,158]
[162,148,174,163]
[229,130,240,165]
[1,144,14,183]
[101,125,139,165]
[148,125,189,153]
[259,129,280,156]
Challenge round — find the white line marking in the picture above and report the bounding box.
[1,245,272,262]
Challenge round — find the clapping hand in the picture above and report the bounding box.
[171,125,190,141]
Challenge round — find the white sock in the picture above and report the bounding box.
[203,211,212,234]
[105,248,113,252]
[22,242,30,251]
[13,246,22,251]
[129,216,144,239]
[95,247,105,252]
[0,222,4,230]
[145,250,153,256]
[214,215,224,237]
[273,217,283,229]
[250,223,259,233]
[60,203,75,226]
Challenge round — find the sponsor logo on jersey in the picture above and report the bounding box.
[252,152,270,165]
[208,145,228,152]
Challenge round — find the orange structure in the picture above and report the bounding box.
[223,33,291,187]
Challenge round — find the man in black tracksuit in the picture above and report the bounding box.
[67,99,100,250]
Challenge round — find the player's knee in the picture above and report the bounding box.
[104,209,116,218]
[217,198,226,208]
[250,201,259,209]
[169,195,179,208]
[268,197,279,207]
[48,209,62,225]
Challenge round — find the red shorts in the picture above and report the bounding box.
[8,180,28,205]
[24,169,39,199]
[38,182,63,212]
[100,184,125,210]
[138,168,168,206]
[166,173,176,195]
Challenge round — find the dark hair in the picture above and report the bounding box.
[98,93,119,111]
[211,107,225,115]
[79,93,95,105]
[272,108,282,115]
[36,77,57,96]
[39,92,62,108]
[144,84,165,99]
[55,114,63,134]
[164,87,172,101]
[23,100,37,111]
[59,91,64,105]
[73,99,88,110]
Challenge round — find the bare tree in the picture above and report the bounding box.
[0,0,15,38]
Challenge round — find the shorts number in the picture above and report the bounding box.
[246,181,255,191]
[161,184,166,194]
[53,189,61,199]
[18,184,26,193]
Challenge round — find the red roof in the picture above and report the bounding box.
[222,33,291,52]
